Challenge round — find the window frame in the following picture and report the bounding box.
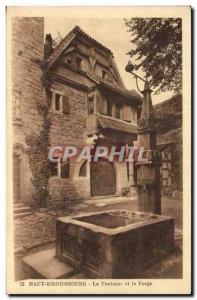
[79,160,88,177]
[60,160,70,179]
[115,103,123,119]
[107,98,113,117]
[76,56,82,69]
[50,158,70,179]
[102,69,108,80]
[49,89,69,115]
[55,93,61,112]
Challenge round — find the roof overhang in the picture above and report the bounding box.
[97,114,138,135]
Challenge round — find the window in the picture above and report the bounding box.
[61,160,70,178]
[79,161,87,177]
[50,160,58,177]
[107,99,113,117]
[131,107,137,124]
[55,93,61,111]
[122,105,131,123]
[50,91,70,115]
[102,70,108,80]
[76,57,82,69]
[67,58,72,64]
[50,159,70,178]
[115,103,122,119]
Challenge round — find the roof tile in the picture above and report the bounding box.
[97,114,138,134]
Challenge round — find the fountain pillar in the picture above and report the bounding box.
[135,81,161,214]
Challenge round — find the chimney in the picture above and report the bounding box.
[44,34,54,59]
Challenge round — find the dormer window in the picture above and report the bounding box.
[67,58,72,64]
[102,70,108,80]
[76,57,82,69]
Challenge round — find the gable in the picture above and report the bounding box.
[47,26,125,88]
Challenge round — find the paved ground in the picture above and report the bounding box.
[14,196,182,280]
[14,196,182,251]
[14,197,137,251]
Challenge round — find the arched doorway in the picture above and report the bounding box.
[90,160,116,197]
[13,152,21,203]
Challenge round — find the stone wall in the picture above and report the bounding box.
[12,17,44,137]
[49,81,87,147]
[12,17,44,206]
[11,20,138,207]
[47,80,91,204]
[48,177,90,206]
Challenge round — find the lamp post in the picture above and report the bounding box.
[125,61,161,214]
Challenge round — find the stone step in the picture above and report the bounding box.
[86,196,123,204]
[91,194,120,200]
[14,211,32,220]
[85,196,136,206]
[14,206,32,214]
[22,248,75,279]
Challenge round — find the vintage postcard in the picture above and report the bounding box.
[6,6,191,294]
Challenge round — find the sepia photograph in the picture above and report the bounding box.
[6,6,191,295]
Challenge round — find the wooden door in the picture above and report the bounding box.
[90,160,116,197]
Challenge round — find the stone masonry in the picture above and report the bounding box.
[12,17,44,206]
[12,21,141,208]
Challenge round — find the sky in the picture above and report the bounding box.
[45,17,174,105]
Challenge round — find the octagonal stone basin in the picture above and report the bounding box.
[56,210,174,278]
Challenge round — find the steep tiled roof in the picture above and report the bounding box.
[47,29,77,69]
[47,25,113,69]
[154,94,182,114]
[86,72,142,104]
[97,114,138,134]
[47,25,142,105]
[157,127,182,146]
[154,94,182,134]
[98,78,142,105]
[73,26,113,55]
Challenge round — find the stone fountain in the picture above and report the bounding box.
[56,80,174,279]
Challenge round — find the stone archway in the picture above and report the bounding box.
[90,159,116,197]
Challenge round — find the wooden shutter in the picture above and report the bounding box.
[62,95,69,114]
[123,104,131,122]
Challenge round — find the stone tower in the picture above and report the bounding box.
[12,17,44,206]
